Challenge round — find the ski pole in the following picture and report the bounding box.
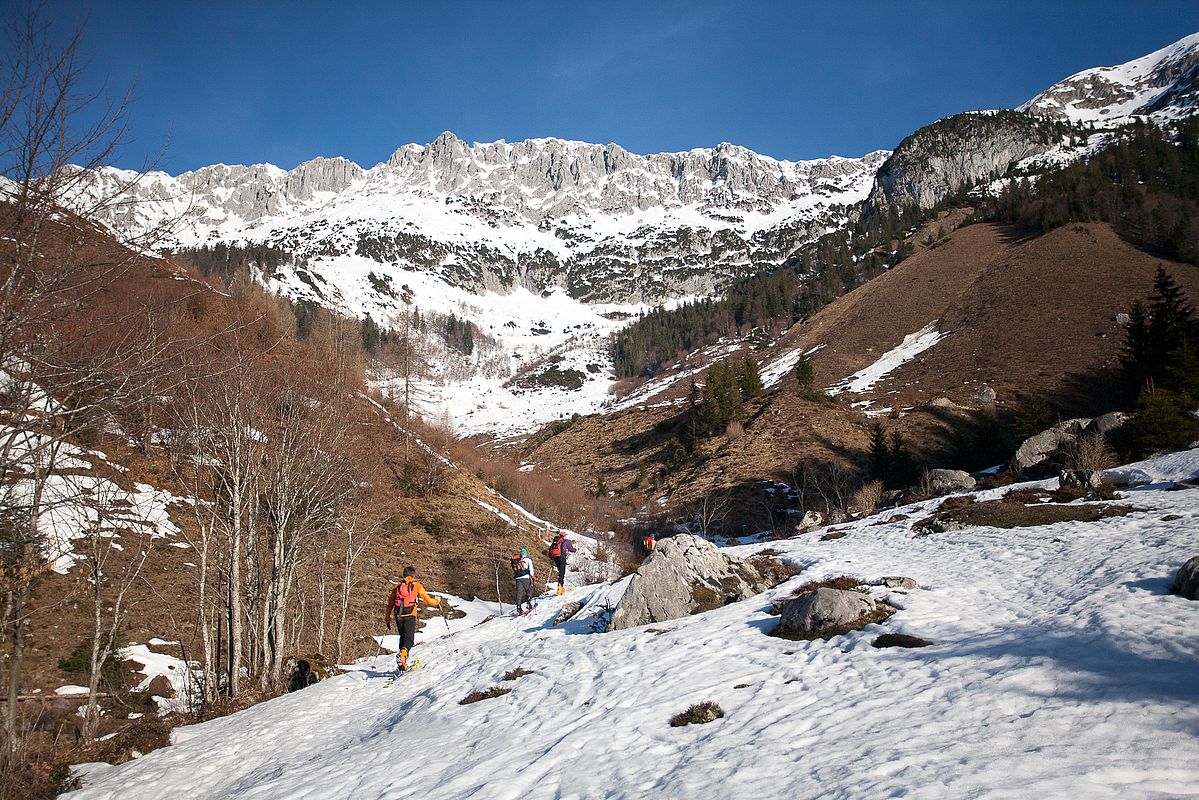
[494,558,504,616]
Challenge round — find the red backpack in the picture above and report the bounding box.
[511,554,527,576]
[549,535,564,558]
[394,581,417,615]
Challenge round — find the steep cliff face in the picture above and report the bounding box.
[1021,32,1199,124]
[865,111,1070,212]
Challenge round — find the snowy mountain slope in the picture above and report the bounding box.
[66,450,1199,799]
[81,135,888,305]
[1021,31,1199,124]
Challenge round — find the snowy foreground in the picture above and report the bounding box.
[67,452,1199,799]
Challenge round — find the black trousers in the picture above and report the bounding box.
[396,615,417,653]
[555,555,568,585]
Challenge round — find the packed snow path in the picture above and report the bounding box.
[68,453,1199,799]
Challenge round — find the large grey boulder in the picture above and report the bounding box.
[778,588,887,638]
[608,534,770,630]
[1173,557,1199,600]
[1014,418,1090,471]
[925,469,976,494]
[1085,412,1129,437]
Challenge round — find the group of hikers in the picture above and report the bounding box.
[381,526,578,674]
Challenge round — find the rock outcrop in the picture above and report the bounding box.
[777,587,891,639]
[1014,418,1090,471]
[1013,413,1130,473]
[866,111,1067,212]
[1059,469,1105,491]
[1173,556,1199,600]
[608,534,770,630]
[925,469,976,494]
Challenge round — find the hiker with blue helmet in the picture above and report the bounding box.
[511,547,536,616]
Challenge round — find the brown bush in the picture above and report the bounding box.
[939,494,977,511]
[1004,487,1049,503]
[669,701,724,727]
[850,480,883,515]
[459,686,511,705]
[748,556,803,587]
[1049,485,1086,503]
[502,667,533,681]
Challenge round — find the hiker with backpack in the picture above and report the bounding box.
[511,548,536,615]
[548,528,576,595]
[642,532,656,557]
[384,566,441,673]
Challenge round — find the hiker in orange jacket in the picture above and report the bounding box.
[384,566,440,672]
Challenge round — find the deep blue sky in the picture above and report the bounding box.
[44,0,1199,172]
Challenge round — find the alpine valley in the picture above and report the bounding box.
[6,17,1199,800]
[79,32,1199,439]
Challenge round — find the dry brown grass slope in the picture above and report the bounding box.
[521,220,1199,515]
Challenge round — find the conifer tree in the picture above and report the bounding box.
[737,356,763,398]
[867,422,890,480]
[1147,266,1193,359]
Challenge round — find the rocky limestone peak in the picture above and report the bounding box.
[865,110,1069,212]
[1021,31,1199,124]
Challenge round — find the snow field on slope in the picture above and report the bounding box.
[829,323,946,396]
[66,450,1199,799]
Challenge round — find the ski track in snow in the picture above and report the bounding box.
[66,450,1199,799]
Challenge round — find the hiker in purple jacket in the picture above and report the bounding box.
[548,529,576,595]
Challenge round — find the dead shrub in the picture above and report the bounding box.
[1049,485,1086,503]
[1004,487,1049,503]
[669,701,724,727]
[502,667,533,681]
[747,556,803,587]
[1059,432,1118,471]
[459,686,511,705]
[850,480,883,515]
[939,494,976,511]
[0,735,79,800]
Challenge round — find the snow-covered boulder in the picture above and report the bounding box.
[608,534,770,630]
[1173,556,1199,600]
[777,588,889,639]
[925,469,976,494]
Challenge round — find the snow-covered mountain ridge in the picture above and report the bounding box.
[1021,31,1199,124]
[87,134,889,304]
